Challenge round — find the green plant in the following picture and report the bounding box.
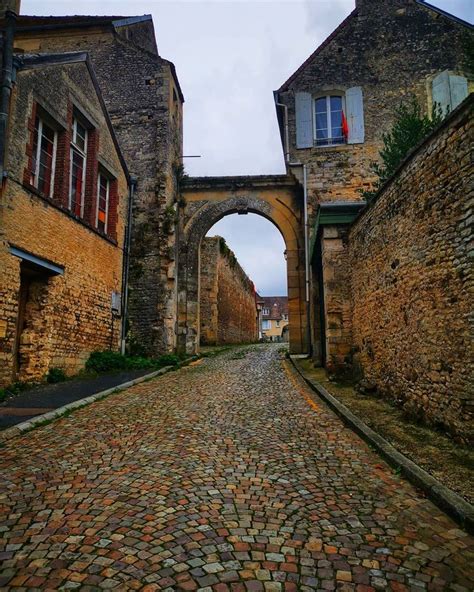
[86,351,129,372]
[174,162,188,207]
[155,354,180,368]
[361,98,443,202]
[46,367,67,384]
[85,350,182,374]
[162,205,178,235]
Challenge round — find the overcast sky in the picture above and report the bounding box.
[23,0,474,295]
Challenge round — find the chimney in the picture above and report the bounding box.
[0,1,20,17]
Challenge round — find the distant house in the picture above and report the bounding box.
[260,297,289,342]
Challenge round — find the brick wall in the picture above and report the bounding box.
[0,59,128,386]
[348,97,473,441]
[200,237,257,345]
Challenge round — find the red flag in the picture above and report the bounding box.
[342,111,349,140]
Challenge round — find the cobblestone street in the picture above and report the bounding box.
[1,345,472,591]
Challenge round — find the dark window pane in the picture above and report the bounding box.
[331,110,343,131]
[316,112,328,132]
[315,97,327,114]
[331,96,342,111]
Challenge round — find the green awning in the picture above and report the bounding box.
[310,201,365,261]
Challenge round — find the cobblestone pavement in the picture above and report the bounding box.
[1,345,473,591]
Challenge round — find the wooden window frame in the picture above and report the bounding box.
[30,115,58,198]
[96,171,111,234]
[69,116,88,218]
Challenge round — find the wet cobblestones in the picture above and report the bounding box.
[1,345,472,591]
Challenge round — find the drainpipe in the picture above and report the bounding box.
[302,163,312,357]
[0,9,17,182]
[275,100,289,165]
[121,175,137,355]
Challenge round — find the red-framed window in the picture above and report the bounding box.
[96,172,110,233]
[69,117,88,217]
[30,116,57,196]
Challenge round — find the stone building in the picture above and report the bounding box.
[0,51,130,385]
[8,10,184,356]
[274,0,473,370]
[200,237,258,346]
[260,297,289,342]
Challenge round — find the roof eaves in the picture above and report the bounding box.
[277,8,357,92]
[112,15,152,28]
[83,56,130,182]
[161,58,185,103]
[19,51,89,68]
[415,0,474,29]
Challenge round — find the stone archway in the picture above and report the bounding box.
[177,174,308,355]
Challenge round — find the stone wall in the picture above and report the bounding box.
[0,59,129,386]
[12,17,184,356]
[200,237,257,345]
[348,97,473,441]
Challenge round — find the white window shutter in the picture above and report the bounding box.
[295,92,313,149]
[432,71,451,115]
[345,86,365,144]
[449,75,468,110]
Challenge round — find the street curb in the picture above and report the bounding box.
[0,355,200,445]
[289,356,474,535]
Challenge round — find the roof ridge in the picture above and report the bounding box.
[277,8,356,92]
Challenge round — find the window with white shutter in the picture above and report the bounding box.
[432,71,468,115]
[295,86,365,148]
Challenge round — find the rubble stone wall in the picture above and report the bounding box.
[200,238,257,346]
[0,62,129,386]
[348,97,473,441]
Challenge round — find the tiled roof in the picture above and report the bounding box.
[261,297,288,320]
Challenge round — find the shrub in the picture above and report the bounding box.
[85,351,182,373]
[46,367,67,384]
[155,354,180,368]
[86,351,129,372]
[362,98,443,202]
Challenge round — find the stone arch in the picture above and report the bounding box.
[177,175,308,355]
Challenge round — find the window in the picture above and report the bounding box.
[69,117,88,217]
[432,71,468,116]
[262,320,271,330]
[262,308,270,316]
[30,116,57,197]
[295,87,364,148]
[314,95,346,146]
[96,173,110,233]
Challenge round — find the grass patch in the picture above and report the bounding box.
[85,351,181,373]
[297,359,474,504]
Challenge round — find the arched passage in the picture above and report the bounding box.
[177,175,308,355]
